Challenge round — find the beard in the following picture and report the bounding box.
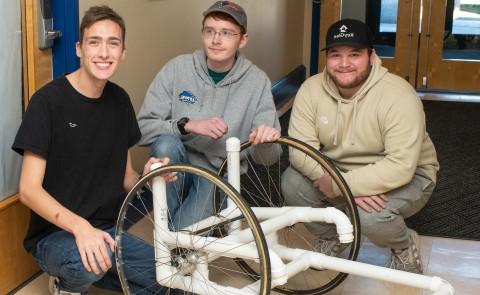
[328,65,372,90]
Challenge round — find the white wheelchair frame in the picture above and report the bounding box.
[127,137,455,295]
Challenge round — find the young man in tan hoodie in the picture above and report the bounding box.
[282,19,439,274]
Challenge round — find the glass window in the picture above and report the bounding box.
[0,0,22,200]
[443,0,480,60]
[379,0,398,33]
[366,0,398,58]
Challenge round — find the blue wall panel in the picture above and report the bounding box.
[52,0,79,78]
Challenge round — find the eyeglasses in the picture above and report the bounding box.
[202,27,241,39]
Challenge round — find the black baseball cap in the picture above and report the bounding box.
[203,1,247,31]
[322,18,373,51]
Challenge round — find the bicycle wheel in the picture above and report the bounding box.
[115,164,271,295]
[217,136,361,294]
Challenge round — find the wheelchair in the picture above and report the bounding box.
[115,137,454,295]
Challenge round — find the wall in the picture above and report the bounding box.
[79,0,308,171]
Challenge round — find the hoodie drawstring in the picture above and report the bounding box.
[334,102,341,146]
[351,98,358,145]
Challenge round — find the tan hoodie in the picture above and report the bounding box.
[289,54,439,197]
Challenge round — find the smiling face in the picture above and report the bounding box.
[76,19,125,84]
[326,46,373,98]
[202,16,248,72]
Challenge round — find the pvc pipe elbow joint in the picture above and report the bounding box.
[323,207,354,243]
[271,262,288,286]
[430,277,455,295]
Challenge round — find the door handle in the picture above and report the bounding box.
[37,0,62,49]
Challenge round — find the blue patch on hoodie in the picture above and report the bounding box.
[179,91,198,105]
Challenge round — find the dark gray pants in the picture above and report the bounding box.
[281,167,435,250]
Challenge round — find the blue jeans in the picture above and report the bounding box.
[32,227,178,294]
[150,135,215,230]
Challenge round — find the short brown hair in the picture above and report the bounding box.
[79,5,126,48]
[202,12,246,35]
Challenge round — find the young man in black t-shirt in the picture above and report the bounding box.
[12,6,173,295]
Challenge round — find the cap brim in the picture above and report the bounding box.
[321,42,371,51]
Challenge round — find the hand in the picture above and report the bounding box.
[72,220,115,274]
[185,117,228,140]
[355,194,388,213]
[249,125,281,146]
[313,174,337,198]
[142,157,177,183]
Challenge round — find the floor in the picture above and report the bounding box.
[13,234,480,295]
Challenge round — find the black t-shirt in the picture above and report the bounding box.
[12,76,141,252]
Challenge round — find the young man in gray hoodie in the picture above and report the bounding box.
[137,1,281,230]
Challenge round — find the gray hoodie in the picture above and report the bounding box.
[137,49,280,170]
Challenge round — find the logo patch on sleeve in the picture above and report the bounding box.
[179,91,198,105]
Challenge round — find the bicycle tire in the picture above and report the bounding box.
[115,164,271,295]
[217,136,360,294]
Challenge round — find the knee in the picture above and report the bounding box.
[281,167,322,207]
[60,262,107,291]
[359,209,403,242]
[150,135,186,162]
[62,245,115,290]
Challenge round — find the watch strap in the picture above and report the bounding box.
[177,117,190,135]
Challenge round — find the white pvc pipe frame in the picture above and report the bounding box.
[149,137,454,295]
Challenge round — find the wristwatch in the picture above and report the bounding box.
[177,117,190,135]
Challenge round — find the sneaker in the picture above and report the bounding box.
[389,230,423,274]
[314,238,350,257]
[48,276,82,295]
